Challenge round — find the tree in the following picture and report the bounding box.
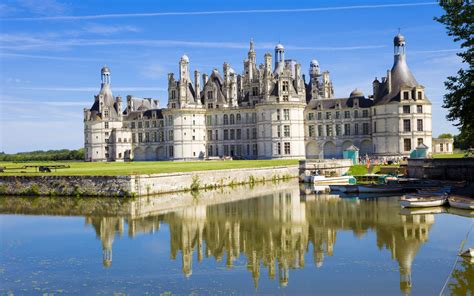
[434,1,474,148]
[438,133,454,138]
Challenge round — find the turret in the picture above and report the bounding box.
[116,96,122,119]
[194,70,201,99]
[309,59,320,78]
[373,77,380,100]
[274,43,285,69]
[264,53,272,75]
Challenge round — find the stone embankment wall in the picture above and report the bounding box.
[0,166,299,197]
[408,158,474,181]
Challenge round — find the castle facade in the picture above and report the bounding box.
[84,33,432,161]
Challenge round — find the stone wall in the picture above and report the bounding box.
[0,165,299,197]
[407,158,474,181]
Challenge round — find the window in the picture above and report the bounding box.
[282,81,289,92]
[207,91,213,100]
[223,114,229,125]
[362,123,369,135]
[207,130,213,141]
[404,139,411,151]
[171,103,176,108]
[335,111,340,119]
[354,110,359,118]
[284,142,291,155]
[374,121,377,133]
[224,130,229,140]
[230,114,235,124]
[309,125,315,137]
[206,115,212,125]
[318,125,323,137]
[403,105,411,114]
[282,95,289,102]
[308,113,314,120]
[246,129,250,139]
[354,124,359,135]
[277,125,281,137]
[145,121,150,128]
[362,110,369,118]
[326,125,333,136]
[417,91,423,100]
[152,120,157,128]
[373,108,377,116]
[168,130,174,141]
[236,114,241,124]
[138,133,143,143]
[208,145,213,156]
[224,145,229,156]
[440,143,444,152]
[104,122,109,129]
[417,105,423,113]
[236,129,241,140]
[284,125,290,137]
[336,124,341,136]
[131,122,136,129]
[417,138,423,146]
[344,124,350,135]
[252,87,258,96]
[252,128,257,139]
[403,91,409,100]
[169,146,174,157]
[283,109,290,120]
[417,119,423,131]
[276,142,281,155]
[104,109,109,118]
[277,109,281,120]
[317,112,322,120]
[344,111,350,119]
[215,130,219,140]
[207,103,213,109]
[145,132,150,142]
[403,119,411,132]
[325,112,332,120]
[138,122,143,128]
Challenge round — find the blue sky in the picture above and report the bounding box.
[0,0,463,153]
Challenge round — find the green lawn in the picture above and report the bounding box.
[432,153,466,159]
[0,159,299,176]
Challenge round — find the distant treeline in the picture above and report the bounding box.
[0,149,84,161]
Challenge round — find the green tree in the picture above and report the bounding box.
[438,133,454,138]
[434,1,474,148]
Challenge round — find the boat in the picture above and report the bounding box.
[460,248,474,258]
[400,194,447,208]
[448,195,474,210]
[329,185,358,193]
[358,184,403,193]
[417,186,451,195]
[305,175,356,185]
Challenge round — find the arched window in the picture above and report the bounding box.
[230,114,235,125]
[223,114,229,125]
[236,114,241,124]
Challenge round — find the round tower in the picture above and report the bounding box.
[274,43,285,69]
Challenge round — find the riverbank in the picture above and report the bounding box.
[0,165,299,197]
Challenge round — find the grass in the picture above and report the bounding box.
[0,159,299,176]
[432,153,466,159]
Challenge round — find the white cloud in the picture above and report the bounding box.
[83,23,140,35]
[4,2,437,21]
[14,86,167,92]
[15,0,68,16]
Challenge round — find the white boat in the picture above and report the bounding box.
[400,194,447,208]
[358,184,403,193]
[448,195,474,210]
[460,248,474,258]
[305,175,355,185]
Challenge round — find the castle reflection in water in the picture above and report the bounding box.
[81,182,433,294]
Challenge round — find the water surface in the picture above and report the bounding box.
[1,181,473,295]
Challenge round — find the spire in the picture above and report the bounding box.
[248,38,256,63]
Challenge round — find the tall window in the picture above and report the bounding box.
[230,129,235,140]
[207,91,213,100]
[206,115,212,125]
[308,113,315,120]
[354,110,359,118]
[104,109,109,118]
[252,87,258,96]
[236,129,241,140]
[335,111,340,119]
[276,142,281,155]
[207,130,213,141]
[317,112,322,120]
[326,125,333,136]
[284,125,290,137]
[403,105,411,114]
[283,109,290,120]
[417,91,423,100]
[403,119,411,132]
[224,130,229,140]
[318,125,323,137]
[276,109,281,120]
[284,142,291,154]
[344,124,350,135]
[417,119,423,131]
[362,110,369,118]
[277,125,281,138]
[325,112,332,120]
[230,114,235,124]
[362,123,369,135]
[417,105,423,113]
[440,143,444,152]
[374,122,377,133]
[354,124,359,135]
[344,111,350,119]
[336,124,342,136]
[223,114,229,125]
[215,130,219,140]
[236,114,241,124]
[404,139,411,151]
[403,92,409,100]
[282,81,289,92]
[309,125,315,137]
[104,122,109,129]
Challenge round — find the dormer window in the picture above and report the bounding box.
[403,91,409,100]
[171,90,176,100]
[282,81,289,92]
[417,91,423,100]
[252,87,258,96]
[207,91,213,100]
[104,109,109,118]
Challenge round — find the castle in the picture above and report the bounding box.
[84,33,432,161]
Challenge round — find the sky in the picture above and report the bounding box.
[0,0,464,153]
